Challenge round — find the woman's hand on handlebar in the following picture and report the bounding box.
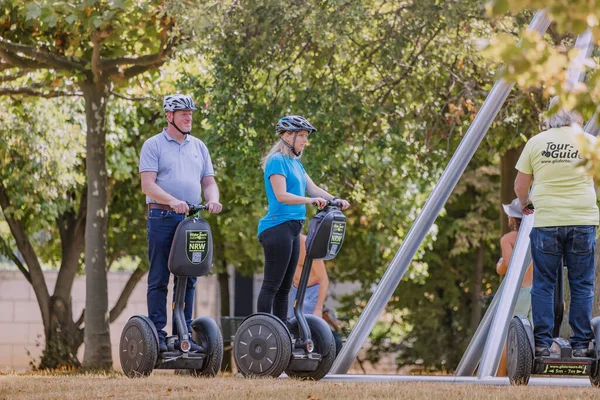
[308,197,328,208]
[336,199,350,210]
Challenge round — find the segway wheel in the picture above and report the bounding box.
[285,316,336,381]
[120,316,158,378]
[507,318,533,385]
[191,317,224,377]
[591,366,600,388]
[233,314,292,378]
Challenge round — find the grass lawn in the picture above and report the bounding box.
[1,372,599,400]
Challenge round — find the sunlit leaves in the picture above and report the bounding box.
[486,1,600,185]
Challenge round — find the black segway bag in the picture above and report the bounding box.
[168,217,213,277]
[306,207,346,260]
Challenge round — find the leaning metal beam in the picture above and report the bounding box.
[476,214,534,377]
[454,250,531,376]
[476,27,595,379]
[329,10,552,375]
[323,374,591,387]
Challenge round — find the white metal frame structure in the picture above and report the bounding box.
[327,10,597,387]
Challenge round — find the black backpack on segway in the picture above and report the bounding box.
[119,204,224,378]
[233,200,346,380]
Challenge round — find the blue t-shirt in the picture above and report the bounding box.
[257,153,307,235]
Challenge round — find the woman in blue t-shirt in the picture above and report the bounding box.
[257,115,350,322]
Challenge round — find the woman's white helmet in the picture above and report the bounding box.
[163,94,198,112]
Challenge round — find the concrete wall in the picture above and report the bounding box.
[0,269,399,374]
[0,270,218,372]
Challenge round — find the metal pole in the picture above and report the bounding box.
[454,252,532,376]
[453,280,501,376]
[565,29,593,87]
[476,215,533,377]
[330,11,552,375]
[584,112,600,136]
[476,27,595,379]
[322,374,591,387]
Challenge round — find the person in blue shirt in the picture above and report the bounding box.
[257,115,350,323]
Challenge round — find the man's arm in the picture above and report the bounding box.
[514,171,534,215]
[201,176,222,213]
[312,260,329,318]
[141,171,189,214]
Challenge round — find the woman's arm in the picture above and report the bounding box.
[270,174,327,207]
[305,174,334,200]
[496,234,514,275]
[305,174,351,210]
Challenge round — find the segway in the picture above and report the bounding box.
[120,204,223,378]
[233,200,346,380]
[507,262,600,386]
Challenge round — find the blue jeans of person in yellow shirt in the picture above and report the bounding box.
[530,225,596,351]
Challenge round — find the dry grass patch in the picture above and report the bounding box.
[1,373,599,400]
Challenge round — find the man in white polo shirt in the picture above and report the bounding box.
[139,94,222,353]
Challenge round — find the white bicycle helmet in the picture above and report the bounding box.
[163,94,198,112]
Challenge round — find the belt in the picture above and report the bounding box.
[148,203,172,211]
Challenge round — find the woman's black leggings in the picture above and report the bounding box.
[257,220,303,321]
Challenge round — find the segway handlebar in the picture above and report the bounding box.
[312,200,343,209]
[187,203,209,215]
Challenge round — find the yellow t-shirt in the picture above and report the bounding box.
[515,126,598,228]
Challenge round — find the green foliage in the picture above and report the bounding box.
[184,0,531,370]
[0,96,84,261]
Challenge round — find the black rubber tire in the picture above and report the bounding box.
[285,318,336,381]
[191,318,224,377]
[507,318,533,386]
[590,366,600,388]
[233,314,292,378]
[120,316,157,378]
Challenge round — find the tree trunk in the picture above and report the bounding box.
[500,147,522,234]
[470,246,484,332]
[39,296,83,369]
[81,82,112,370]
[39,201,86,369]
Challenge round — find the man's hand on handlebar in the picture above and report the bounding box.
[206,200,223,214]
[169,199,189,214]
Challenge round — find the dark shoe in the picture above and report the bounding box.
[535,347,551,357]
[158,335,168,353]
[573,348,589,358]
[189,338,203,353]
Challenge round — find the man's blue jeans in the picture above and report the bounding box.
[530,225,596,350]
[147,209,197,338]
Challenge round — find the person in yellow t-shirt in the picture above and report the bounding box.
[514,97,599,358]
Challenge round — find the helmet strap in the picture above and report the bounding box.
[167,113,191,135]
[280,132,301,157]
